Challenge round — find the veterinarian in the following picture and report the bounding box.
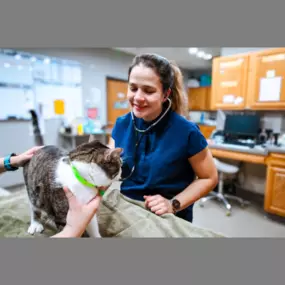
[0,146,43,174]
[109,53,218,223]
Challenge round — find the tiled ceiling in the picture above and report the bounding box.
[113,47,221,70]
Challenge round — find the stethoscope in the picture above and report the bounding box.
[119,98,172,181]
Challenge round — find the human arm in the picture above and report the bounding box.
[145,123,218,216]
[144,148,218,215]
[173,148,218,213]
[0,146,43,174]
[172,148,218,210]
[51,187,102,238]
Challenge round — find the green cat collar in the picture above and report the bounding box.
[70,163,106,197]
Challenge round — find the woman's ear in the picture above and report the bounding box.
[163,88,171,102]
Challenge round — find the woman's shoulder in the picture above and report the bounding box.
[171,112,201,133]
[114,112,132,127]
[170,113,208,157]
[112,113,132,140]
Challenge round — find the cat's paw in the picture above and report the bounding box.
[27,221,44,235]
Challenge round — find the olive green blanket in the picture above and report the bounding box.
[0,187,224,238]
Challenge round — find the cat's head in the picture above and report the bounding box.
[67,138,123,183]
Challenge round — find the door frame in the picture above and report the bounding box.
[106,76,129,125]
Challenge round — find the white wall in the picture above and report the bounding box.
[22,48,134,125]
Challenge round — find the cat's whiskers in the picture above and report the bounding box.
[88,165,97,186]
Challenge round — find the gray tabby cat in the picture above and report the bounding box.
[23,110,122,237]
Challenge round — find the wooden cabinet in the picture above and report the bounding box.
[188,87,211,111]
[265,153,285,217]
[198,124,216,139]
[211,47,285,111]
[247,48,285,110]
[210,54,250,110]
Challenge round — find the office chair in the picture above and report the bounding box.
[199,158,249,216]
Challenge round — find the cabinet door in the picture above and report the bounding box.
[198,125,216,139]
[188,87,209,110]
[205,86,212,110]
[211,54,249,110]
[247,48,285,110]
[107,78,130,125]
[264,165,285,217]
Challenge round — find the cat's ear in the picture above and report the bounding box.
[111,147,123,157]
[105,148,123,160]
[88,134,95,143]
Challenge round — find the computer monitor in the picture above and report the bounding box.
[224,114,260,137]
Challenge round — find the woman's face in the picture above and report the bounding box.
[127,64,167,121]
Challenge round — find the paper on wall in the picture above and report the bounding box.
[266,70,275,78]
[223,94,235,103]
[54,99,65,115]
[259,77,282,102]
[234,96,244,104]
[117,92,126,99]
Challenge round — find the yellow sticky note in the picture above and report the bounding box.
[54,100,65,115]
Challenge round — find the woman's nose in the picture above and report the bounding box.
[134,90,145,102]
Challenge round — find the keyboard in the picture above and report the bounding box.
[215,143,265,152]
[221,143,252,150]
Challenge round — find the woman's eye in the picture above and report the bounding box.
[144,89,155,94]
[129,86,137,92]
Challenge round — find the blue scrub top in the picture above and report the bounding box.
[112,106,208,223]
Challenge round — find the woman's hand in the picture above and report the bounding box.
[144,194,173,215]
[11,146,44,167]
[52,187,102,238]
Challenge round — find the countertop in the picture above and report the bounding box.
[208,141,285,156]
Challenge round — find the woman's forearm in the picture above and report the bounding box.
[0,155,23,174]
[174,148,218,211]
[0,157,6,174]
[174,178,217,211]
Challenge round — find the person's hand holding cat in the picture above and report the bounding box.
[144,194,173,215]
[53,187,102,238]
[11,146,44,167]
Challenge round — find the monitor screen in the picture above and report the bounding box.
[224,114,260,137]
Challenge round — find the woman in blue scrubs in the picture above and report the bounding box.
[52,53,219,238]
[110,53,218,223]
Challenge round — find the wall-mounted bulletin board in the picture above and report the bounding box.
[0,49,83,121]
